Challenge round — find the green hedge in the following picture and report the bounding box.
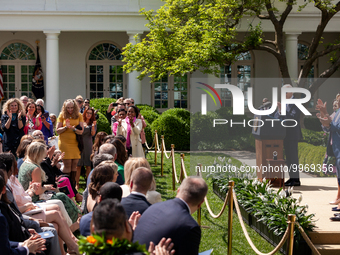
[301,129,328,147]
[298,142,327,177]
[144,119,153,146]
[215,107,252,136]
[162,108,190,125]
[190,107,255,151]
[304,117,322,132]
[190,111,226,150]
[140,109,160,124]
[136,104,159,114]
[96,111,111,134]
[151,113,190,150]
[90,98,116,117]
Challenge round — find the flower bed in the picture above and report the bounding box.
[209,162,315,254]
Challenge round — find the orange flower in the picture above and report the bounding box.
[86,236,97,244]
[107,239,113,245]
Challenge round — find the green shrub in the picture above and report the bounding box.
[144,120,153,146]
[215,106,252,136]
[140,109,159,124]
[304,117,322,131]
[298,142,328,177]
[90,98,116,117]
[151,114,190,150]
[190,111,227,150]
[96,111,111,135]
[136,104,159,114]
[301,129,328,147]
[162,108,190,125]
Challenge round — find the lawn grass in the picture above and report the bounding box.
[147,151,281,255]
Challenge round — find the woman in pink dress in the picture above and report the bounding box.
[24,102,42,135]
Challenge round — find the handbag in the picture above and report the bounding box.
[57,177,75,198]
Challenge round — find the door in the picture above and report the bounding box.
[152,74,190,111]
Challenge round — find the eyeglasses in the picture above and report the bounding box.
[124,103,130,105]
[84,101,89,104]
[76,100,83,103]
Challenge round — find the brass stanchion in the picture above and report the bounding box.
[160,135,164,176]
[227,181,234,255]
[154,130,158,166]
[179,153,185,183]
[171,144,176,191]
[287,214,296,255]
[197,163,202,176]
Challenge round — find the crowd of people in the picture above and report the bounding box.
[315,93,340,221]
[0,94,207,255]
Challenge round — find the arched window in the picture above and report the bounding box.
[0,42,36,101]
[298,42,317,108]
[87,42,125,99]
[220,51,254,107]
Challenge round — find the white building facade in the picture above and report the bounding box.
[0,0,339,115]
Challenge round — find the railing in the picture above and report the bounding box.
[146,131,321,255]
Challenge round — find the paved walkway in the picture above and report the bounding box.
[189,150,339,231]
[224,151,340,232]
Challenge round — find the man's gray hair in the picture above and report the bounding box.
[36,99,45,106]
[99,143,116,157]
[93,153,114,168]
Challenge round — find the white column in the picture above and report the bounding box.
[127,31,143,104]
[285,32,301,82]
[44,30,60,115]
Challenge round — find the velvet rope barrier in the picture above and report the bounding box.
[233,192,291,255]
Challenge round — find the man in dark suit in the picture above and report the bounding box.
[276,84,302,186]
[121,167,152,218]
[133,177,208,255]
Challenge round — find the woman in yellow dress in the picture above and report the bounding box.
[56,99,84,185]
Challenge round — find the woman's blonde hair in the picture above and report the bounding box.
[60,99,80,119]
[2,98,25,115]
[27,141,48,182]
[124,157,151,185]
[99,160,118,175]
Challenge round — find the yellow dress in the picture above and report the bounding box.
[57,113,83,159]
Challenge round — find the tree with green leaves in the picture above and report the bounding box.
[123,0,340,99]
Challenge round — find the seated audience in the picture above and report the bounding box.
[18,142,81,224]
[0,169,61,255]
[79,182,123,237]
[134,177,208,255]
[121,157,162,204]
[81,153,114,214]
[107,138,128,183]
[0,173,46,255]
[121,167,152,218]
[90,199,175,255]
[87,143,123,186]
[1,154,79,255]
[87,164,115,213]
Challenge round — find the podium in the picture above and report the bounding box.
[252,115,286,187]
